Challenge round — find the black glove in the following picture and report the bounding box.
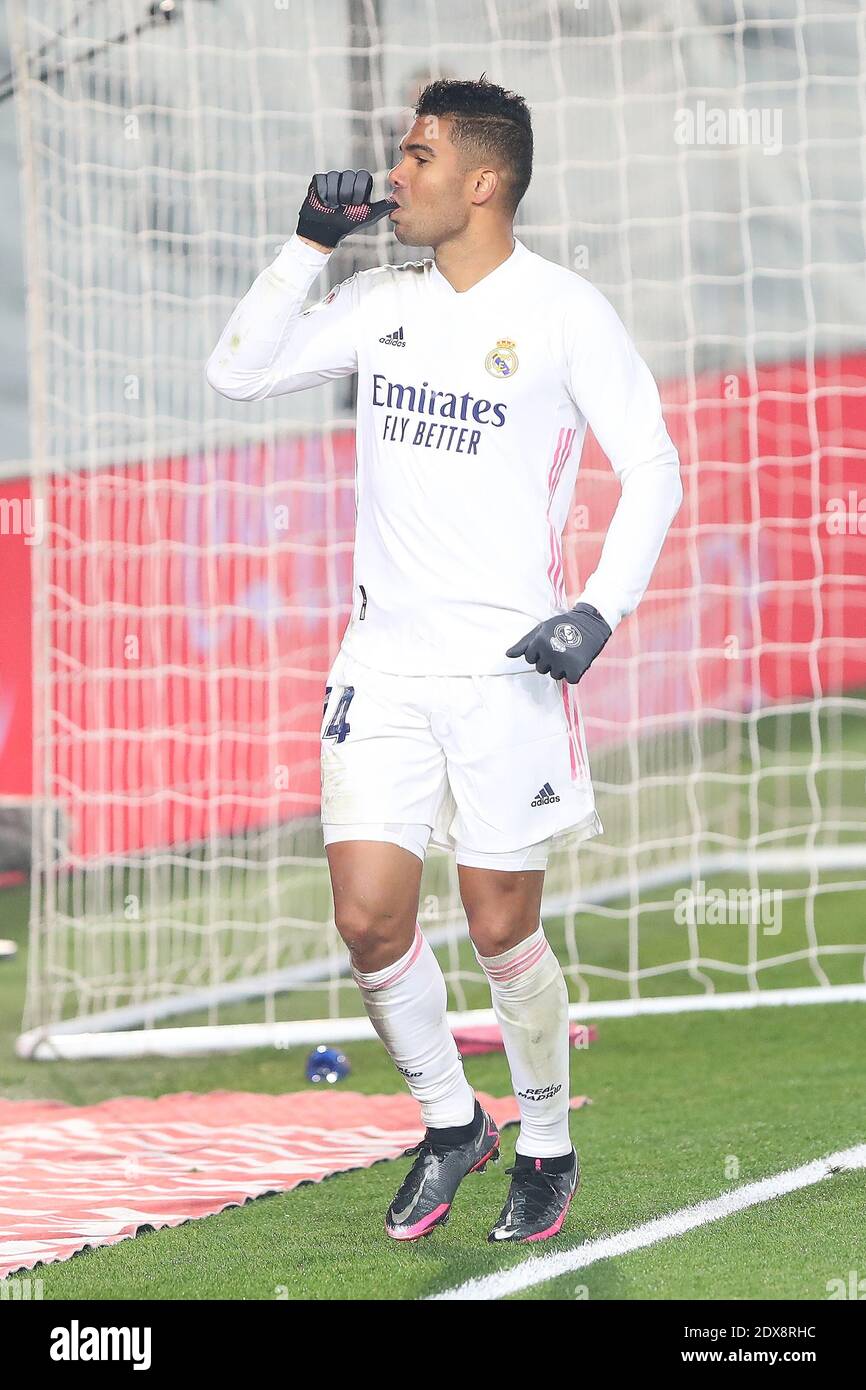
[505,602,612,684]
[297,170,396,249]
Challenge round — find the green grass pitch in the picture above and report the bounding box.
[1,872,864,1300]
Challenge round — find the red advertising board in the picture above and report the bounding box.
[0,477,33,798]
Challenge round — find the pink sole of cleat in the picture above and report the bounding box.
[386,1132,501,1241]
[386,1201,451,1241]
[468,1140,501,1174]
[521,1169,581,1243]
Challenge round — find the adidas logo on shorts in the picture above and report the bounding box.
[531,781,560,807]
[379,326,406,346]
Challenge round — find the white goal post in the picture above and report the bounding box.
[8,0,866,1059]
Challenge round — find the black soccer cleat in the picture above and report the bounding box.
[385,1100,500,1241]
[488,1148,580,1243]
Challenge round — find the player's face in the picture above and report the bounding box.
[387,116,476,248]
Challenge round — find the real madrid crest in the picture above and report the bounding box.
[550,622,583,653]
[485,338,519,378]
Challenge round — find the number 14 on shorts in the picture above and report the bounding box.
[322,685,355,744]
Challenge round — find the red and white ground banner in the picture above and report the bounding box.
[453,1021,598,1054]
[0,1088,590,1279]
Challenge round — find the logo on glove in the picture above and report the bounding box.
[549,622,583,652]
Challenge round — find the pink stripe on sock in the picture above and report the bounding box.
[354,924,424,993]
[481,935,549,983]
[487,942,549,983]
[482,936,547,980]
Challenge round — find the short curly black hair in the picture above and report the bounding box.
[414,75,533,215]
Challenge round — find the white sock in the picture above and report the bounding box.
[474,922,572,1158]
[352,924,476,1129]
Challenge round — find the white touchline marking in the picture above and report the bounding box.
[426,1143,866,1301]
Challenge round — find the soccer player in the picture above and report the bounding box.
[206,77,682,1244]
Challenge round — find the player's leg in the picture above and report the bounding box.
[320,652,497,1239]
[324,826,499,1240]
[325,831,424,973]
[326,827,472,1127]
[440,671,598,1241]
[457,846,579,1243]
[459,847,569,1158]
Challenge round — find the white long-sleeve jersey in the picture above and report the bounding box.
[206,233,682,676]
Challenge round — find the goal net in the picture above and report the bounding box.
[10,0,866,1058]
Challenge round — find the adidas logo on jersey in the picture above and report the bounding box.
[379,326,406,346]
[531,781,560,807]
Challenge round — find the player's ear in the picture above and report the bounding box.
[471,167,499,207]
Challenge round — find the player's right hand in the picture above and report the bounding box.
[297,170,397,249]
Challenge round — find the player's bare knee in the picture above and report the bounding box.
[467,917,537,959]
[459,866,544,948]
[334,908,413,968]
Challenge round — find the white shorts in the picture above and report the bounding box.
[319,646,603,864]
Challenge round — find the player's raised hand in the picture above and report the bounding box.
[506,602,612,684]
[297,170,397,249]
